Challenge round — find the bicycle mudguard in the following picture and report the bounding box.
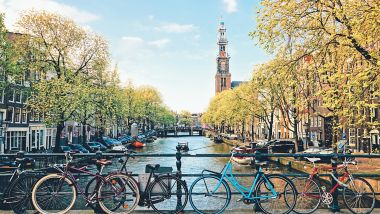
[201,169,222,177]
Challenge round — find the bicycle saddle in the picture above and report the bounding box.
[146,164,160,171]
[96,159,112,166]
[255,160,269,166]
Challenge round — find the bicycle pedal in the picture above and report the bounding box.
[237,198,244,202]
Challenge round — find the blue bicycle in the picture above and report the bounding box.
[189,153,297,214]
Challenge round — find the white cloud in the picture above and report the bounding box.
[223,0,238,13]
[121,36,170,49]
[0,0,100,30]
[149,39,170,48]
[155,23,198,33]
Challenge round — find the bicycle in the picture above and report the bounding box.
[1,152,43,214]
[188,152,297,214]
[291,157,375,214]
[31,152,140,214]
[85,151,189,214]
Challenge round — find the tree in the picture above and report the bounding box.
[0,14,20,88]
[15,11,109,151]
[251,0,380,146]
[178,110,192,127]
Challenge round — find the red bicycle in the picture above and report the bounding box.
[290,157,375,214]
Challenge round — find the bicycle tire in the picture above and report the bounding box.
[189,174,231,214]
[147,174,188,214]
[6,173,40,214]
[85,175,104,210]
[97,173,140,214]
[290,177,322,214]
[31,173,77,214]
[255,174,297,214]
[343,177,375,214]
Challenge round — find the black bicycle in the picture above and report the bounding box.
[1,152,43,214]
[85,151,189,214]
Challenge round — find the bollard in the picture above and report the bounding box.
[175,144,183,212]
[330,154,340,212]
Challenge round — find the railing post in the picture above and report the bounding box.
[175,144,183,212]
[330,154,340,212]
[94,151,105,214]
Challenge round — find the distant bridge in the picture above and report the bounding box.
[156,127,204,137]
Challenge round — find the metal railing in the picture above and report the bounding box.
[0,150,380,212]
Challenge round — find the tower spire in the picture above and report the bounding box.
[215,19,231,94]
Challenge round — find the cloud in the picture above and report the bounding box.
[155,23,198,33]
[223,0,238,13]
[121,36,170,49]
[149,39,170,48]
[148,15,155,20]
[0,0,100,30]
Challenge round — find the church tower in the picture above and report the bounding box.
[215,20,231,94]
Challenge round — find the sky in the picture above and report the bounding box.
[0,0,270,113]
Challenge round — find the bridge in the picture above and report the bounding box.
[0,152,379,213]
[156,126,204,137]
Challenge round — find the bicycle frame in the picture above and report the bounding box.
[302,163,351,198]
[54,162,108,203]
[208,156,277,200]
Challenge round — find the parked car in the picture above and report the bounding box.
[87,142,107,152]
[61,146,73,153]
[99,137,123,148]
[228,134,238,140]
[119,136,134,144]
[68,144,90,153]
[266,139,296,153]
[111,145,128,152]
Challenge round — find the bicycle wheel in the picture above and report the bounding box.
[6,174,40,214]
[31,174,76,214]
[85,176,105,210]
[343,177,375,214]
[255,174,296,214]
[291,177,321,214]
[98,174,140,214]
[189,174,231,214]
[147,174,188,214]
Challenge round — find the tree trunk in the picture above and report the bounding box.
[53,120,65,152]
[82,121,87,144]
[268,110,274,141]
[251,116,255,142]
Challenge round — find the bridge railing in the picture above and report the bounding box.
[0,151,380,212]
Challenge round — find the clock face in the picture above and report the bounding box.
[220,61,226,71]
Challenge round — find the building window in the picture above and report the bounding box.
[6,107,13,122]
[14,108,21,123]
[15,90,21,103]
[29,110,34,121]
[8,89,14,102]
[22,91,28,103]
[318,117,322,127]
[6,131,27,149]
[0,89,4,103]
[21,109,27,123]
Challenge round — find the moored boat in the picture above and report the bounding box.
[231,146,254,165]
[131,141,146,148]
